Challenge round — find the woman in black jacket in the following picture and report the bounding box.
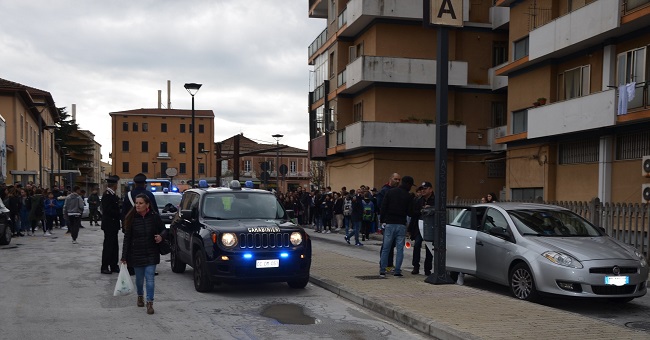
[121,194,166,315]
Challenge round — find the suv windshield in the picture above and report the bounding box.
[154,194,182,208]
[508,209,602,237]
[201,192,285,220]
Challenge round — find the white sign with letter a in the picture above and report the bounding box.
[430,0,463,27]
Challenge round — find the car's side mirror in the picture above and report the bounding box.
[163,203,178,213]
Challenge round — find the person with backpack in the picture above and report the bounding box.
[342,191,353,237]
[344,189,364,246]
[361,192,375,241]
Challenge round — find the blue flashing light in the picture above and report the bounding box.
[243,253,253,259]
[172,186,179,192]
[280,252,289,258]
[151,187,157,192]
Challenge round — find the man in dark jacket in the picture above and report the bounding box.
[101,176,121,274]
[122,173,158,221]
[88,188,101,226]
[376,173,401,271]
[410,181,435,275]
[379,175,414,277]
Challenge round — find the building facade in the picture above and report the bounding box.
[110,108,215,191]
[494,0,650,203]
[217,134,310,193]
[307,0,508,198]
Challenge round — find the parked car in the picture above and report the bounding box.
[421,203,649,302]
[152,189,182,228]
[169,180,312,292]
[0,199,12,245]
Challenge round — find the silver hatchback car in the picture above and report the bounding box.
[422,203,649,302]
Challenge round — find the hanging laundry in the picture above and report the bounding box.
[626,82,636,102]
[618,84,628,115]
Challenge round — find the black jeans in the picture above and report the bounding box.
[101,229,119,271]
[67,215,81,241]
[412,231,433,273]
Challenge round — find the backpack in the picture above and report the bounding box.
[343,198,352,216]
[362,200,374,222]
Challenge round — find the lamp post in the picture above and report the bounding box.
[184,82,202,187]
[152,161,157,178]
[272,134,283,192]
[44,125,57,189]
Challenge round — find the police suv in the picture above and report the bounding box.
[168,180,312,292]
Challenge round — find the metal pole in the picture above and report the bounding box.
[425,26,453,285]
[50,132,54,189]
[276,141,280,191]
[38,117,43,187]
[191,95,195,187]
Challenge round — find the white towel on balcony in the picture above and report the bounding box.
[627,82,636,102]
[618,85,628,115]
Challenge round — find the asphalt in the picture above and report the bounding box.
[305,227,649,340]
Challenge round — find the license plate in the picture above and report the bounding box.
[605,276,629,286]
[256,259,279,268]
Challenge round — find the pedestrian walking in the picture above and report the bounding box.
[44,192,58,235]
[121,173,159,275]
[19,189,30,236]
[120,194,166,315]
[379,175,415,278]
[344,189,364,246]
[88,188,101,226]
[63,186,84,244]
[29,188,45,236]
[360,192,375,241]
[101,176,122,274]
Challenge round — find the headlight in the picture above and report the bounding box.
[221,233,238,248]
[290,232,303,246]
[635,250,648,268]
[542,251,583,269]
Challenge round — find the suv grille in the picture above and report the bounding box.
[239,232,291,249]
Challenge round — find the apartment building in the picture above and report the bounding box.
[110,108,215,191]
[307,0,508,198]
[494,0,650,203]
[217,133,310,193]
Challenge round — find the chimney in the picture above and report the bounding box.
[167,80,171,109]
[158,90,162,109]
[72,103,76,121]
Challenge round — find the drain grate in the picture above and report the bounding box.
[356,275,387,280]
[625,321,650,331]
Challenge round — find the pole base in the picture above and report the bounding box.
[424,271,456,285]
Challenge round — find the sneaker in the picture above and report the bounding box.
[45,231,52,236]
[344,235,350,244]
[394,273,403,277]
[72,240,77,244]
[61,227,68,230]
[379,273,386,278]
[324,230,330,234]
[355,243,363,246]
[425,271,432,276]
[411,268,420,275]
[386,266,395,273]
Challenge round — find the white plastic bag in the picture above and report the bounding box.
[113,263,134,296]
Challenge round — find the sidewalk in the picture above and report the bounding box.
[305,228,648,340]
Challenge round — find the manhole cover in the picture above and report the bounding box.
[356,275,386,280]
[625,321,650,331]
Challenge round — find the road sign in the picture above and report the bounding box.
[166,167,178,177]
[427,0,463,27]
[279,164,288,176]
[260,171,270,181]
[260,161,269,171]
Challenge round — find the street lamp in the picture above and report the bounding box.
[152,161,157,178]
[44,125,58,189]
[272,134,283,192]
[184,82,202,187]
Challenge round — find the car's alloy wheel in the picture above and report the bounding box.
[193,251,212,292]
[510,263,538,301]
[0,220,11,245]
[170,238,186,273]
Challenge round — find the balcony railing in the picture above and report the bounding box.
[337,69,346,87]
[157,152,171,159]
[338,8,347,29]
[308,28,327,59]
[618,81,650,113]
[624,0,650,13]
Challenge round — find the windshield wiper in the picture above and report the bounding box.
[521,233,542,236]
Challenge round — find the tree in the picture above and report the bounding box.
[54,107,94,170]
[309,160,325,191]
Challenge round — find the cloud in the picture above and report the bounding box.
[0,0,324,160]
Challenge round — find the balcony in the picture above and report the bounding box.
[343,121,467,151]
[342,56,468,94]
[157,152,171,159]
[529,0,620,61]
[309,135,327,160]
[527,89,616,139]
[488,64,508,90]
[487,126,507,151]
[308,28,327,60]
[341,0,422,37]
[490,5,509,29]
[309,0,327,19]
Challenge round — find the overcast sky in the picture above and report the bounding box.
[0,0,324,162]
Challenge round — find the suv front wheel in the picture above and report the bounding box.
[193,250,212,292]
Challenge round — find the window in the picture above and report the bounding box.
[161,123,167,132]
[122,162,129,173]
[268,160,274,171]
[142,141,148,153]
[616,130,650,160]
[199,124,204,133]
[198,163,205,174]
[514,36,529,61]
[559,139,599,164]
[142,123,148,132]
[133,122,138,132]
[492,41,507,67]
[511,188,544,202]
[558,65,590,100]
[179,163,186,174]
[353,101,363,122]
[491,102,506,127]
[290,161,297,173]
[160,162,168,176]
[180,124,185,133]
[142,162,148,173]
[122,122,128,132]
[20,115,24,140]
[198,143,205,152]
[487,159,506,178]
[189,124,193,133]
[244,160,252,172]
[122,141,129,152]
[179,142,186,153]
[481,209,509,233]
[617,47,647,109]
[329,51,335,78]
[160,142,168,153]
[512,109,527,134]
